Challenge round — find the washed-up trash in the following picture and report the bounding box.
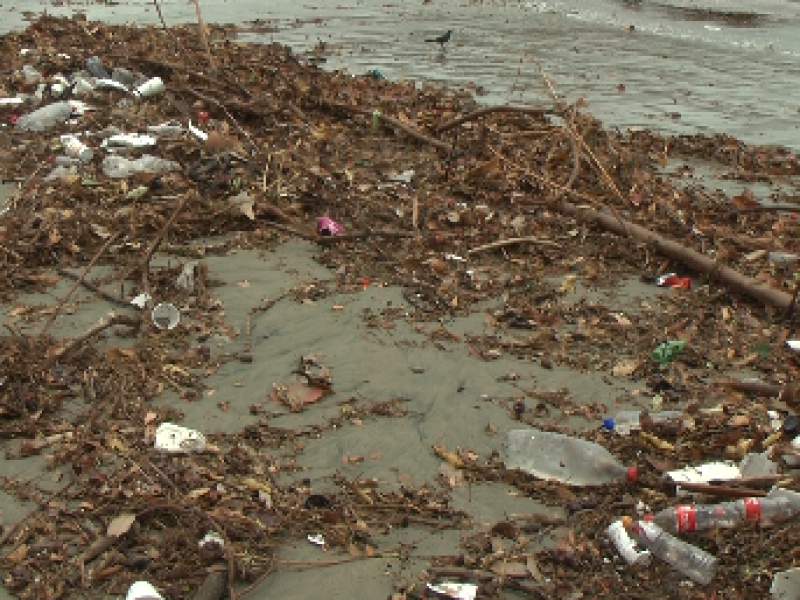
[43,165,77,182]
[769,252,799,267]
[187,121,208,141]
[787,340,800,352]
[151,302,180,330]
[176,261,198,291]
[154,422,206,453]
[111,67,137,85]
[316,216,345,236]
[85,56,110,79]
[93,78,131,93]
[130,292,152,308]
[125,580,164,600]
[603,409,684,435]
[606,519,652,566]
[651,339,686,364]
[650,495,797,533]
[390,169,415,184]
[61,135,94,162]
[656,273,691,289]
[503,429,637,486]
[366,69,384,79]
[147,121,184,136]
[198,531,225,549]
[666,461,741,487]
[0,97,24,105]
[622,517,717,585]
[307,533,325,546]
[102,133,158,148]
[15,101,74,131]
[772,567,800,600]
[426,581,478,600]
[133,76,166,98]
[102,154,178,178]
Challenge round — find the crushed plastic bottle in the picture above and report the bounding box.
[622,517,717,585]
[102,154,178,178]
[603,409,683,435]
[503,429,637,486]
[606,519,652,566]
[651,496,796,533]
[14,101,74,131]
[85,56,110,79]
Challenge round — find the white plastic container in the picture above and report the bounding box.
[606,519,652,566]
[154,422,206,453]
[61,135,94,162]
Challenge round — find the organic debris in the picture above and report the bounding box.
[2,13,800,600]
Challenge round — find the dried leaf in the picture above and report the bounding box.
[612,358,639,377]
[229,191,255,220]
[107,513,136,538]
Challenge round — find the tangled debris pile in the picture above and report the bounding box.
[2,13,800,600]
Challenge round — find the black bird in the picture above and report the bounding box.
[425,29,452,49]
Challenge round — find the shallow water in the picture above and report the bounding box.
[3,0,800,149]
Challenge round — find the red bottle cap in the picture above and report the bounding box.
[626,466,638,482]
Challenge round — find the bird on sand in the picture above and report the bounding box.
[425,30,452,50]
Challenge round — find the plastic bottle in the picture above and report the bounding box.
[21,64,43,84]
[85,56,110,79]
[503,429,637,486]
[102,154,178,179]
[650,496,796,533]
[622,517,717,585]
[603,410,683,435]
[111,67,137,86]
[14,101,74,131]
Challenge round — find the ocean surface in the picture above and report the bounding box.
[2,0,800,149]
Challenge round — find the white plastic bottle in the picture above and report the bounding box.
[651,496,796,533]
[603,410,683,435]
[503,429,637,486]
[622,517,717,585]
[102,154,178,178]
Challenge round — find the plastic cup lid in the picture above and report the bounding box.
[151,302,180,330]
[602,417,615,431]
[626,466,638,482]
[126,581,163,600]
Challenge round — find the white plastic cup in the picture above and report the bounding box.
[134,77,166,98]
[606,520,652,566]
[126,580,164,600]
[151,302,180,330]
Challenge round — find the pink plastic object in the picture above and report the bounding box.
[316,216,344,236]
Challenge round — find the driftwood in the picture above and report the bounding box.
[559,202,795,311]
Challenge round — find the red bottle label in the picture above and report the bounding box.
[674,506,696,532]
[744,498,761,520]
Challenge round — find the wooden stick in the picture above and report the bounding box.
[191,0,216,71]
[152,0,168,30]
[673,481,766,498]
[436,105,554,134]
[558,201,795,311]
[467,236,560,256]
[323,101,452,152]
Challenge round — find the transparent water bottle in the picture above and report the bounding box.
[622,517,717,585]
[503,429,637,486]
[102,154,178,178]
[86,56,110,79]
[603,410,683,435]
[15,101,73,131]
[651,496,796,533]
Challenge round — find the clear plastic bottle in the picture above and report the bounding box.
[85,56,110,79]
[15,101,73,131]
[503,429,637,486]
[651,496,796,533]
[622,517,717,585]
[102,154,177,178]
[603,410,683,435]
